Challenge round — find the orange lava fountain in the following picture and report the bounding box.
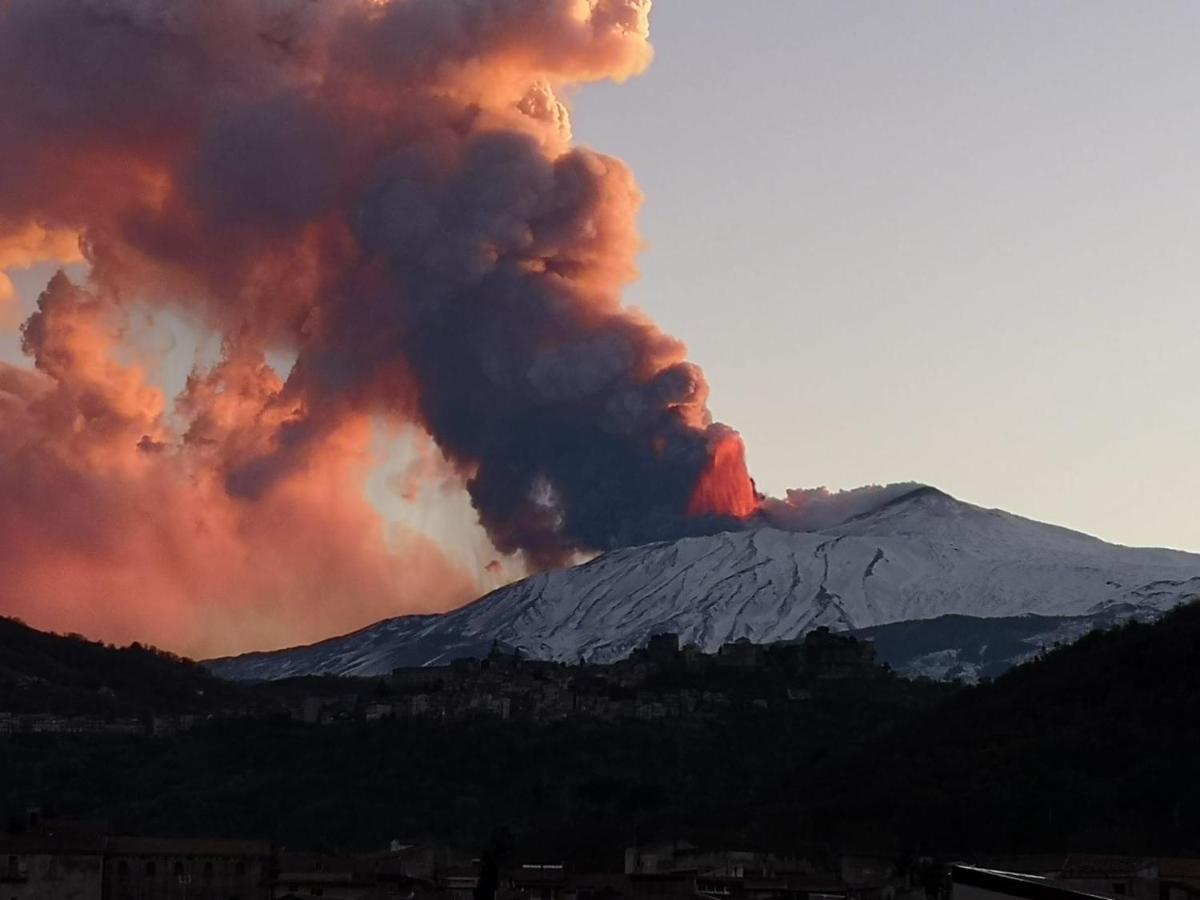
[687,429,759,519]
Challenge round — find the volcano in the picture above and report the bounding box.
[206,487,1200,680]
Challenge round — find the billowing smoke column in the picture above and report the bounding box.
[0,0,758,652]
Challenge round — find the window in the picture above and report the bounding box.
[145,861,156,877]
[204,861,214,879]
[174,861,185,877]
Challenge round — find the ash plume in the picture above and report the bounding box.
[0,0,763,651]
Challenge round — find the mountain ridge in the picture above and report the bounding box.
[206,488,1200,680]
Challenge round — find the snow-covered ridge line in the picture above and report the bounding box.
[206,488,1200,680]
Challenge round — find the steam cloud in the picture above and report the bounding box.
[760,483,926,533]
[0,0,767,653]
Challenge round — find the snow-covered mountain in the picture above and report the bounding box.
[206,487,1200,680]
[857,605,1167,683]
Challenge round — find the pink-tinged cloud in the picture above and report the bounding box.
[0,275,477,656]
[0,0,763,654]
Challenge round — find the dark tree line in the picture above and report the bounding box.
[3,603,1199,863]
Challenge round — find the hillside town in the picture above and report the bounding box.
[380,627,884,724]
[0,629,888,736]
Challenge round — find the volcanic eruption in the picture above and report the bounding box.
[687,426,759,521]
[0,0,764,652]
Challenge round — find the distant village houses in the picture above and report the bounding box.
[0,628,884,737]
[368,628,882,725]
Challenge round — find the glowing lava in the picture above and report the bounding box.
[687,428,759,520]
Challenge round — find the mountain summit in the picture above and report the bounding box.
[207,488,1200,680]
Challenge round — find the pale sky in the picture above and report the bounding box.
[4,1,1198,554]
[570,0,1200,552]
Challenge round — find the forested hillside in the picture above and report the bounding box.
[3,604,1198,861]
[0,616,238,715]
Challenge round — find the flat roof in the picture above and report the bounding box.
[953,865,1112,900]
[104,836,271,856]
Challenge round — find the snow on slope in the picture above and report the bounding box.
[206,487,1200,679]
[857,604,1167,683]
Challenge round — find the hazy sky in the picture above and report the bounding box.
[570,0,1200,552]
[3,1,1198,555]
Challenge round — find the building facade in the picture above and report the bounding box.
[102,836,272,900]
